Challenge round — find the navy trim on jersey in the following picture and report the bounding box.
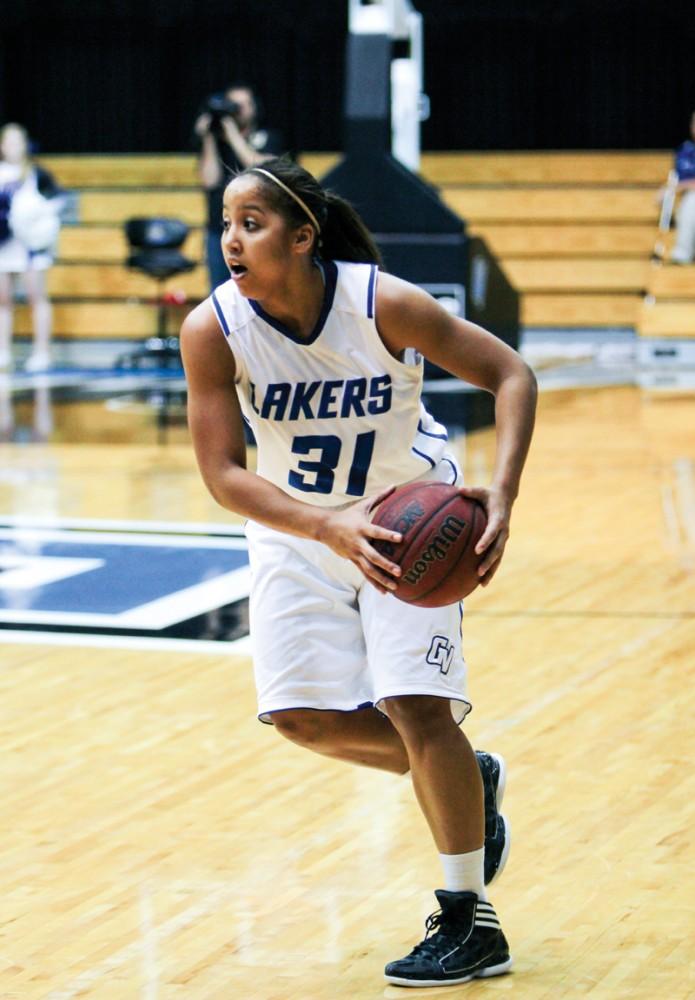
[443,457,458,483]
[417,419,448,441]
[248,260,338,345]
[411,445,436,469]
[367,264,378,319]
[211,291,231,338]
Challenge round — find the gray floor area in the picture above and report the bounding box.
[2,325,693,447]
[10,325,695,389]
[521,327,695,392]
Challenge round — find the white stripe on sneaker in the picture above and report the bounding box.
[475,902,500,930]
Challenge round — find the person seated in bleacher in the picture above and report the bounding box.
[194,83,283,291]
[666,110,695,265]
[0,122,64,372]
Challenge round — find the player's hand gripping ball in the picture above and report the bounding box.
[372,482,487,607]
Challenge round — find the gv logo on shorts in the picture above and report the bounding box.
[426,635,455,675]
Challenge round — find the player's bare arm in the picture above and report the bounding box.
[180,303,402,592]
[375,273,537,584]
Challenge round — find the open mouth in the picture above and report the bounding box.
[229,263,248,278]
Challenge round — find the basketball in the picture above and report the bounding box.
[371,482,488,607]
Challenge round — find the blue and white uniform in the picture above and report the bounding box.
[0,163,60,273]
[212,260,457,505]
[673,140,695,264]
[210,260,470,723]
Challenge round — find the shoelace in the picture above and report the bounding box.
[408,910,460,959]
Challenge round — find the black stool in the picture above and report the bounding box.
[124,216,196,344]
[118,217,196,442]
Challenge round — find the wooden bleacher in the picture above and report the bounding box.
[424,151,669,330]
[638,242,695,345]
[15,156,202,338]
[28,150,684,342]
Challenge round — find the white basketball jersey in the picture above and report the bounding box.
[210,260,450,507]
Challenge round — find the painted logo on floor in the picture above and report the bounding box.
[0,522,250,643]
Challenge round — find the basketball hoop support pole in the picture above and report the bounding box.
[346,0,426,171]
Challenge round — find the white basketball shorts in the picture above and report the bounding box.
[245,455,472,725]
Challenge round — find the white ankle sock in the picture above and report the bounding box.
[439,848,487,901]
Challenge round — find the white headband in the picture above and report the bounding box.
[251,168,322,234]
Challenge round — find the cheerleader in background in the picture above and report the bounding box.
[0,123,63,372]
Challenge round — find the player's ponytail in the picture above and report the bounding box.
[235,156,382,266]
[320,191,383,266]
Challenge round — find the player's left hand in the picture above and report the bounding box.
[457,485,513,587]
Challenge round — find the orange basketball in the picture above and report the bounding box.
[372,482,487,607]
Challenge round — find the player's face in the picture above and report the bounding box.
[221,176,297,297]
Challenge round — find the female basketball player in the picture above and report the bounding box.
[180,156,537,987]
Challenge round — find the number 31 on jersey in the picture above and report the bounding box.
[289,431,375,496]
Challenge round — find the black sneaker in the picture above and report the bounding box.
[384,890,513,987]
[476,750,511,886]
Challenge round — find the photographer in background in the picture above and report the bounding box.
[670,110,695,264]
[194,84,283,290]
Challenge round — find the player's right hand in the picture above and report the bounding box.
[316,487,403,594]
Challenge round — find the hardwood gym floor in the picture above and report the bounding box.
[0,384,693,998]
